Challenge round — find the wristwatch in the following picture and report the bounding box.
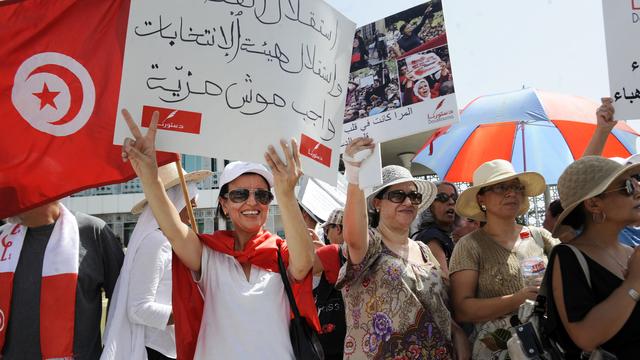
[628,288,640,302]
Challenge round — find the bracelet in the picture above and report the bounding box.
[628,288,640,302]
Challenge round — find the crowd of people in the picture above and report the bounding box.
[2,98,640,360]
[343,63,402,123]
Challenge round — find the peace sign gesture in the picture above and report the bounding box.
[121,109,160,181]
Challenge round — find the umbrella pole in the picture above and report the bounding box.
[521,122,527,172]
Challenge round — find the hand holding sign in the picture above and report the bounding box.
[265,138,303,198]
[596,97,617,131]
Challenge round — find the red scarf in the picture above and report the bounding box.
[315,244,341,285]
[0,206,79,359]
[172,230,320,360]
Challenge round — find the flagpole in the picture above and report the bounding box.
[176,157,199,234]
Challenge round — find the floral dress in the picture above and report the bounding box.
[336,228,453,359]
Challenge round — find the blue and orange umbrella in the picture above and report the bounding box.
[413,88,640,184]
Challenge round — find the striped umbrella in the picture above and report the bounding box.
[413,88,640,184]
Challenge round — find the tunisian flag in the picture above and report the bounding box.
[0,0,176,218]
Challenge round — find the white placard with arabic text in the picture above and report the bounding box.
[603,0,640,120]
[113,0,355,184]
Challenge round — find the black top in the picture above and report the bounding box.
[548,245,640,359]
[413,225,454,263]
[2,213,124,360]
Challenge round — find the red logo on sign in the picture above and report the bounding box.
[141,106,202,134]
[300,134,331,167]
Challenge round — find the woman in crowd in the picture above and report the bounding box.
[451,215,481,244]
[548,156,640,358]
[102,163,211,360]
[413,181,458,278]
[120,110,318,360]
[449,159,558,359]
[336,137,469,359]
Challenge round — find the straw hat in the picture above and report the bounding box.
[131,163,212,215]
[366,165,436,212]
[456,159,546,221]
[320,209,344,228]
[552,156,640,237]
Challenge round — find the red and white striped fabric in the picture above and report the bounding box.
[0,204,79,359]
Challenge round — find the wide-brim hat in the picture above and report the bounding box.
[219,161,274,190]
[366,165,436,212]
[552,156,640,237]
[131,162,213,215]
[456,159,546,222]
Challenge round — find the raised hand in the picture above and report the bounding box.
[121,109,159,181]
[264,138,303,197]
[344,137,375,167]
[596,97,616,131]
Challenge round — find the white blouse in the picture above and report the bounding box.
[127,230,175,358]
[193,247,294,360]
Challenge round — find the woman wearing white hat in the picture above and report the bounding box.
[546,156,640,358]
[102,163,211,360]
[120,110,318,360]
[336,138,469,359]
[449,159,558,359]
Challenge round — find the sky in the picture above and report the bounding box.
[325,0,612,112]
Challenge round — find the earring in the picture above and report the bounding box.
[592,211,607,224]
[375,208,380,213]
[480,204,487,212]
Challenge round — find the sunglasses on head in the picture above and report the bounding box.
[483,182,526,195]
[435,192,458,203]
[383,190,423,205]
[602,174,640,197]
[225,188,274,205]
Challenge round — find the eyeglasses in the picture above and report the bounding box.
[384,190,423,205]
[483,183,526,195]
[225,188,274,205]
[435,192,458,203]
[601,175,640,197]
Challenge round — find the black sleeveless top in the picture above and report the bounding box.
[547,245,640,359]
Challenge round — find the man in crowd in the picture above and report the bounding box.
[0,201,124,359]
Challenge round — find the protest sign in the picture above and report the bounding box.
[341,1,459,148]
[297,174,347,222]
[603,0,640,119]
[113,0,356,184]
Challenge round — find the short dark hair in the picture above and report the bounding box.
[548,199,564,218]
[399,24,407,34]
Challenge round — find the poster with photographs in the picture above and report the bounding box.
[341,0,459,148]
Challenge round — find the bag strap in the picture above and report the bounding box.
[277,245,303,321]
[561,244,592,289]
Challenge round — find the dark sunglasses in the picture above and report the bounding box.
[384,190,423,205]
[484,183,526,195]
[602,174,640,197]
[434,192,458,203]
[225,188,274,205]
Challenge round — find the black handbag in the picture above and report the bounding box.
[277,245,325,360]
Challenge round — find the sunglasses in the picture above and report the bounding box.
[435,192,458,203]
[225,188,274,205]
[383,190,423,205]
[602,174,640,197]
[484,183,526,195]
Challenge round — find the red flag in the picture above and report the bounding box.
[0,0,177,218]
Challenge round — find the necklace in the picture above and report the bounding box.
[593,242,630,273]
